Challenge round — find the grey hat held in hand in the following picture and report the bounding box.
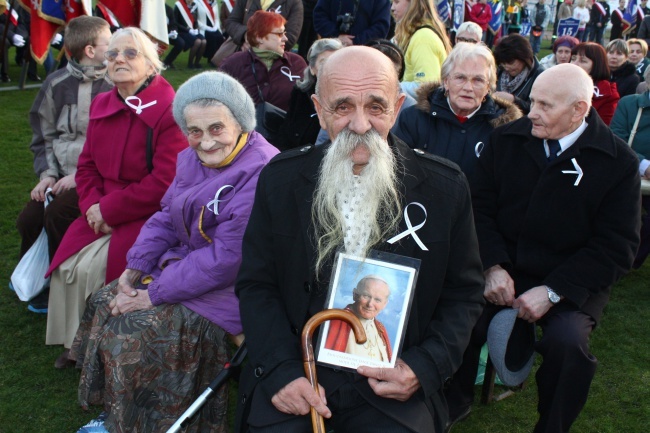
[487,308,537,387]
[173,71,256,134]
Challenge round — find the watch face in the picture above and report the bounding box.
[548,289,560,304]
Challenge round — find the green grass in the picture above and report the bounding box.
[1,43,648,433]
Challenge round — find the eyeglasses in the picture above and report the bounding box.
[268,30,287,37]
[449,73,488,89]
[104,48,141,62]
[456,37,479,44]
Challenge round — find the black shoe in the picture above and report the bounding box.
[164,62,176,70]
[27,73,42,82]
[445,406,471,433]
[27,286,49,313]
[1,74,9,83]
[193,63,203,70]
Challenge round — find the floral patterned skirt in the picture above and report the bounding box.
[70,281,230,433]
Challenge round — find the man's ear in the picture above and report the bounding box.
[573,100,590,122]
[393,93,406,120]
[84,44,95,60]
[311,94,328,130]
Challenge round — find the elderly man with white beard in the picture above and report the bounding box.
[235,46,485,433]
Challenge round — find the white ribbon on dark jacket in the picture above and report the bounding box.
[387,202,429,251]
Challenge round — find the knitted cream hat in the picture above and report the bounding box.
[173,71,256,133]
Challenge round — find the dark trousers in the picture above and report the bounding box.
[164,36,185,66]
[633,195,650,268]
[16,188,80,260]
[445,303,597,433]
[589,24,605,45]
[248,383,415,433]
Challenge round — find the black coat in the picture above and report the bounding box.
[496,57,544,114]
[393,82,522,177]
[235,136,485,432]
[471,109,640,324]
[274,83,321,151]
[611,61,641,98]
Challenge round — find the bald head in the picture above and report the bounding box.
[316,46,401,100]
[528,63,592,140]
[533,63,593,109]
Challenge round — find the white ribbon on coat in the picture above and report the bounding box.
[387,202,429,251]
[125,96,158,115]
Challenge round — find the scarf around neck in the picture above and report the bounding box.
[499,66,530,94]
[252,47,282,70]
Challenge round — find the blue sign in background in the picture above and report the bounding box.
[557,17,580,37]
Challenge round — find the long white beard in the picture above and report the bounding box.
[312,128,402,275]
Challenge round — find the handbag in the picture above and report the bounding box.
[11,191,53,301]
[211,37,240,67]
[627,106,650,195]
[249,51,287,144]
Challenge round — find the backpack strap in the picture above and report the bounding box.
[146,128,154,173]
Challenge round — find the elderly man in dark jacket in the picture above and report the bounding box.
[445,63,641,433]
[236,46,485,433]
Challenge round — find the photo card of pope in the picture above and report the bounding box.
[316,250,420,371]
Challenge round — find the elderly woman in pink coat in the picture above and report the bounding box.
[44,27,186,369]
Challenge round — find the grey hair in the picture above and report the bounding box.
[296,38,343,92]
[111,27,164,74]
[456,21,483,41]
[354,275,391,297]
[441,42,498,91]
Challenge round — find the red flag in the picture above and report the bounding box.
[98,0,140,27]
[65,0,86,21]
[17,0,62,64]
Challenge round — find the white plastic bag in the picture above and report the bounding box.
[11,190,53,301]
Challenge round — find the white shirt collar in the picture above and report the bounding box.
[544,119,588,157]
[446,97,482,119]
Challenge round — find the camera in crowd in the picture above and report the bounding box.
[337,13,355,34]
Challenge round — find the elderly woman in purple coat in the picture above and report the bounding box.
[71,71,279,433]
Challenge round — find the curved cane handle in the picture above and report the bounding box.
[301,309,367,433]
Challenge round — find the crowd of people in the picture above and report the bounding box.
[6,0,650,432]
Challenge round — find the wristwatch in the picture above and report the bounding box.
[546,286,561,304]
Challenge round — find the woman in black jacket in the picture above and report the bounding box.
[492,34,544,114]
[607,39,641,97]
[393,42,522,177]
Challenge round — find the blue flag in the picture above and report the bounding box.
[438,0,450,23]
[624,0,638,35]
[40,0,66,25]
[453,0,465,31]
[488,0,503,35]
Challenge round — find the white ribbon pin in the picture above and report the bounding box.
[387,202,429,251]
[125,96,158,115]
[593,86,602,98]
[475,141,484,158]
[207,185,235,215]
[561,158,584,186]
[281,66,301,82]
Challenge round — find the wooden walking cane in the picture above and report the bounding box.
[301,309,367,433]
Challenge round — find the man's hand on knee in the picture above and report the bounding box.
[357,359,420,401]
[271,378,331,418]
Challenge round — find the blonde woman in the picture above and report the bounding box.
[391,0,452,98]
